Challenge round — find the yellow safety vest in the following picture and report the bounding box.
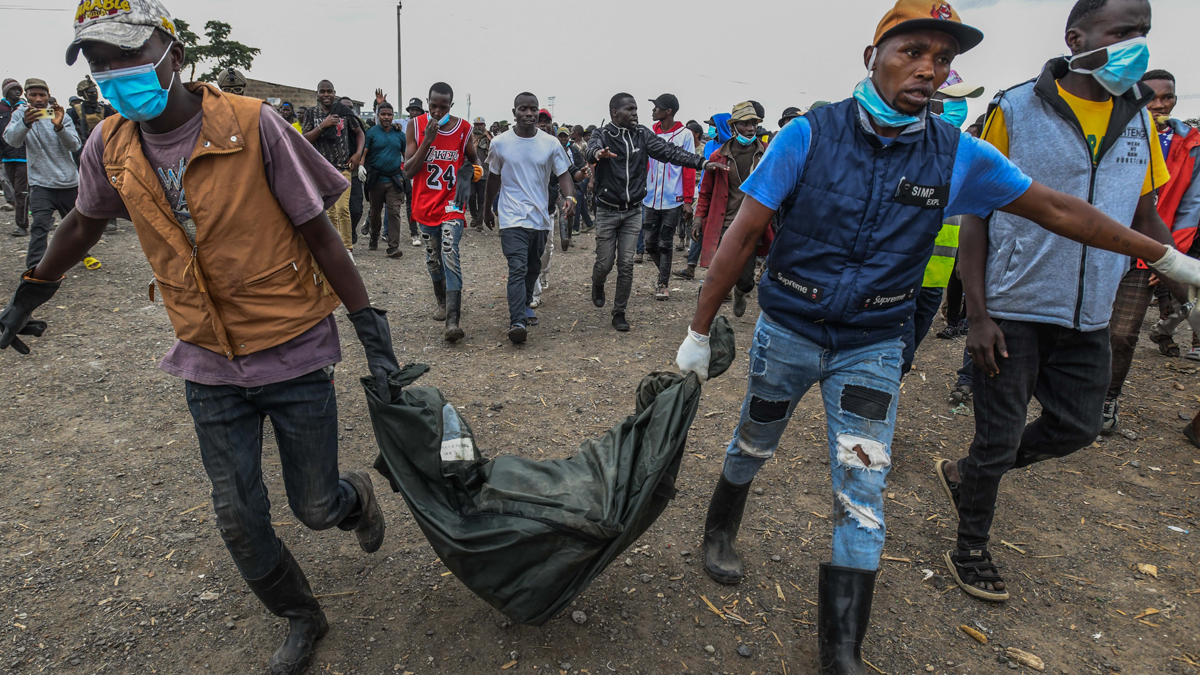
[921,222,960,288]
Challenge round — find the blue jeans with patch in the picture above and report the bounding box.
[186,369,358,580]
[420,220,465,292]
[723,313,903,571]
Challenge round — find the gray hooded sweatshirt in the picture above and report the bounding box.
[2,104,81,189]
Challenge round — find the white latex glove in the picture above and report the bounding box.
[1148,247,1200,287]
[358,165,368,183]
[676,328,711,381]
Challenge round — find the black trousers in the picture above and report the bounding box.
[5,162,28,230]
[28,185,77,269]
[349,174,364,231]
[642,206,683,287]
[956,320,1109,551]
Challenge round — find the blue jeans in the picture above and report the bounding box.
[901,287,945,375]
[186,369,358,580]
[636,227,645,255]
[420,220,465,292]
[723,313,903,571]
[499,227,547,327]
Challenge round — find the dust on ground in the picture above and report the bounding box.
[1,209,1197,675]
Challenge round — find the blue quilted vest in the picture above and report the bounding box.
[759,98,962,350]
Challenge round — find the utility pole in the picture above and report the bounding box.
[396,2,403,110]
[548,96,556,120]
[467,94,471,122]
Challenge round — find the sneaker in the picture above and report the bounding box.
[655,284,669,301]
[591,281,606,308]
[948,384,972,405]
[936,326,959,339]
[386,248,402,258]
[633,254,643,264]
[411,236,422,247]
[11,227,28,237]
[529,297,541,309]
[1187,346,1200,361]
[612,312,629,332]
[1100,398,1119,435]
[508,323,527,344]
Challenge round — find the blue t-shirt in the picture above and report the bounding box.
[742,117,1033,219]
[364,123,407,182]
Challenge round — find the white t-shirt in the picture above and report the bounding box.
[487,129,570,231]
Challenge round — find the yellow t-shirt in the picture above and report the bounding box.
[981,82,1168,196]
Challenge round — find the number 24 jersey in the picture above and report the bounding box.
[411,114,471,226]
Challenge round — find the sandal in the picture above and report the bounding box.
[934,459,961,516]
[945,549,1009,601]
[83,256,101,270]
[1149,332,1180,357]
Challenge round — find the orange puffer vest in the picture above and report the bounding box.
[102,83,340,358]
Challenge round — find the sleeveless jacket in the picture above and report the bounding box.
[984,58,1154,331]
[760,98,962,350]
[102,83,340,358]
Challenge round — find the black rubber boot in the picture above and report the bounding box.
[338,471,385,553]
[244,545,329,675]
[432,277,447,322]
[702,474,751,584]
[444,290,465,343]
[818,563,877,675]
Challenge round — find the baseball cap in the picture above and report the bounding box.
[473,116,486,124]
[649,93,680,114]
[730,101,762,124]
[406,97,424,113]
[777,106,804,128]
[938,70,985,98]
[873,0,983,54]
[66,0,178,66]
[538,108,552,122]
[557,126,570,136]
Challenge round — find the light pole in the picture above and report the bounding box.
[403,1,408,106]
[547,96,556,120]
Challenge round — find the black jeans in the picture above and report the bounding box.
[499,227,547,327]
[349,174,365,232]
[28,185,77,269]
[955,320,1109,551]
[4,162,28,230]
[642,205,683,286]
[901,287,945,374]
[469,173,489,224]
[186,368,359,580]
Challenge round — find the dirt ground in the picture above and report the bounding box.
[1,206,1198,675]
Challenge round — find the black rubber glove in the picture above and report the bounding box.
[453,164,473,213]
[1,270,62,355]
[347,306,401,400]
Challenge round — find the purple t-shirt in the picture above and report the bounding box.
[77,104,352,387]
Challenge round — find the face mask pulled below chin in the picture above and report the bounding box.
[93,49,174,122]
[735,132,755,146]
[1068,36,1150,97]
[854,77,921,128]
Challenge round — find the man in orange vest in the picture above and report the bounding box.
[0,2,399,673]
[1103,68,1200,433]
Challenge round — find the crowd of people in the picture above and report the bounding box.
[3,0,1200,674]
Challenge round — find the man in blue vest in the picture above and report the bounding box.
[675,1,1200,673]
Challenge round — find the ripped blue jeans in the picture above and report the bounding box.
[420,219,465,292]
[723,313,903,571]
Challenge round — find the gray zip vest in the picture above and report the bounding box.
[985,59,1155,331]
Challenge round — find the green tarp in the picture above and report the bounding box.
[362,317,735,625]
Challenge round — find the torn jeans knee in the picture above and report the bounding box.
[834,434,890,471]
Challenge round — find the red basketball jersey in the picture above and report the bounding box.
[411,115,472,226]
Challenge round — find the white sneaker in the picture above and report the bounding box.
[1187,346,1200,361]
[411,236,421,247]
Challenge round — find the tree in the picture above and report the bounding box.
[1184,118,1200,129]
[174,18,260,83]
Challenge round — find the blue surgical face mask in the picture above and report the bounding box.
[92,47,174,122]
[707,124,718,139]
[735,132,755,146]
[436,111,450,126]
[854,77,921,128]
[936,98,969,128]
[1068,36,1150,97]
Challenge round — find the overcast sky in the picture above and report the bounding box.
[4,0,1200,128]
